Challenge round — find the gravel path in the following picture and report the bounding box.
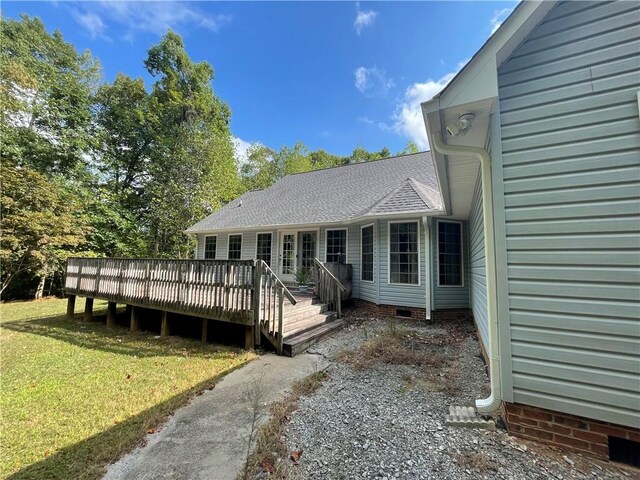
[279,310,634,480]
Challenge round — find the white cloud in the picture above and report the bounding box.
[72,11,109,40]
[490,7,514,35]
[386,60,468,150]
[71,1,232,41]
[354,66,394,97]
[354,2,377,35]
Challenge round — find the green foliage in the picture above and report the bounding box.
[0,163,90,296]
[0,15,100,176]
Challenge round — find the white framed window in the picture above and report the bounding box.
[204,235,217,259]
[388,221,420,285]
[437,220,463,287]
[361,224,374,282]
[256,233,272,266]
[228,234,242,260]
[326,228,347,263]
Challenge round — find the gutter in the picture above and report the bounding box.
[431,133,501,413]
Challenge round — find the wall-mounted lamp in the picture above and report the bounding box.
[446,112,476,137]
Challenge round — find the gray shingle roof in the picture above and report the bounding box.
[186,151,442,233]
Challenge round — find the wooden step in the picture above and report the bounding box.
[284,303,328,322]
[283,319,345,357]
[283,312,336,339]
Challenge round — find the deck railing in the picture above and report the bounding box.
[254,260,297,354]
[312,258,346,318]
[65,257,255,323]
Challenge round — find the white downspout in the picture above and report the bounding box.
[431,133,501,413]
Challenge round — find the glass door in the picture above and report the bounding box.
[279,231,297,283]
[299,231,317,271]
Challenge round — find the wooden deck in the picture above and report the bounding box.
[64,257,345,355]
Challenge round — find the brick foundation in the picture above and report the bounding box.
[505,403,640,460]
[352,299,427,320]
[431,309,474,323]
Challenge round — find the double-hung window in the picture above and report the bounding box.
[256,233,272,266]
[361,225,374,282]
[389,222,419,285]
[204,235,217,259]
[228,234,242,260]
[437,221,463,286]
[326,229,347,263]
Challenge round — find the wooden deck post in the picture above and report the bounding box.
[245,325,254,350]
[336,285,342,319]
[106,301,117,329]
[201,318,208,343]
[130,306,139,333]
[84,297,94,322]
[253,261,262,347]
[161,311,170,337]
[66,295,76,320]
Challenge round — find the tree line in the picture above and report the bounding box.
[0,15,418,299]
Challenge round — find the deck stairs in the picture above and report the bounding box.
[280,289,344,357]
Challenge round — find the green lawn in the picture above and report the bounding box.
[0,297,256,480]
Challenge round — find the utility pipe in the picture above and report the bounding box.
[431,133,501,413]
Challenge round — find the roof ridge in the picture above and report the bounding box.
[285,150,431,177]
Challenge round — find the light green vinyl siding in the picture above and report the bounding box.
[469,173,488,351]
[378,219,427,309]
[432,218,470,310]
[497,0,640,428]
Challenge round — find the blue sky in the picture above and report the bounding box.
[3,1,517,158]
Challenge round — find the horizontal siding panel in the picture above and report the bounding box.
[512,389,640,429]
[512,373,639,411]
[507,265,640,284]
[510,310,640,337]
[512,358,638,392]
[501,85,640,125]
[507,233,640,250]
[505,198,640,221]
[511,326,639,355]
[508,281,640,302]
[526,1,626,38]
[502,103,639,140]
[499,25,638,75]
[509,295,639,319]
[511,4,639,59]
[506,217,640,236]
[507,251,639,266]
[502,117,639,153]
[503,165,639,193]
[511,342,638,374]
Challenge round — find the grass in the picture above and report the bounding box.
[241,370,328,480]
[0,297,256,480]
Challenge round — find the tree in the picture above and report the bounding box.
[240,144,277,190]
[0,163,90,297]
[0,15,100,176]
[398,141,420,155]
[142,32,241,257]
[275,141,312,176]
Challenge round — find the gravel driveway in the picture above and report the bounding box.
[277,310,633,480]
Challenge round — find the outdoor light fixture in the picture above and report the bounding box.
[446,112,476,137]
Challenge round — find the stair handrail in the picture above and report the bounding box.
[257,260,297,305]
[312,258,347,292]
[312,258,346,319]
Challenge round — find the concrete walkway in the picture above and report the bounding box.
[104,352,329,480]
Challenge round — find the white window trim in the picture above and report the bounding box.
[360,223,375,283]
[325,228,348,264]
[387,220,421,287]
[435,219,465,288]
[203,234,217,260]
[227,233,243,260]
[255,232,273,266]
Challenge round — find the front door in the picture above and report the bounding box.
[279,231,297,283]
